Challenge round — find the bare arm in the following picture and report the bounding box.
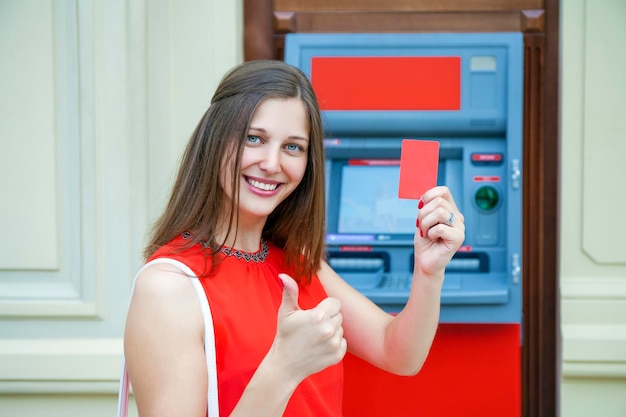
[319,186,465,376]
[124,264,208,417]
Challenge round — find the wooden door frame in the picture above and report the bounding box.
[243,2,560,416]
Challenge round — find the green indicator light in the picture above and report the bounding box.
[475,185,500,211]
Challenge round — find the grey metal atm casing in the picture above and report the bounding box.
[285,33,523,323]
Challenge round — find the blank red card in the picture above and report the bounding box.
[398,139,440,199]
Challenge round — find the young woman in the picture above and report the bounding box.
[123,59,465,417]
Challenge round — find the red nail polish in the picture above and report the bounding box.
[420,229,424,238]
[416,218,420,228]
[418,200,424,209]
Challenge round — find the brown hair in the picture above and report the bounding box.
[144,60,326,282]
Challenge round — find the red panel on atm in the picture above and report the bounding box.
[311,57,461,111]
[342,323,521,417]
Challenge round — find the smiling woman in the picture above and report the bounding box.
[122,59,465,417]
[142,60,327,282]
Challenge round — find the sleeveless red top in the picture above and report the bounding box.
[149,235,344,416]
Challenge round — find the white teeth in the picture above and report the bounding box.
[248,179,278,191]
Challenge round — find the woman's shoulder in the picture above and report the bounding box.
[132,261,199,306]
[128,261,204,340]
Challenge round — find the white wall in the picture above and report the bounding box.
[560,0,626,416]
[0,0,242,415]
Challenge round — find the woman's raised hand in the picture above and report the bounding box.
[269,273,347,384]
[414,186,466,277]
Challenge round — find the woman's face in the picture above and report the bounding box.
[221,97,310,224]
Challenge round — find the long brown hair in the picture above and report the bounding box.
[144,60,326,282]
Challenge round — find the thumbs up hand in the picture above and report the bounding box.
[270,273,347,384]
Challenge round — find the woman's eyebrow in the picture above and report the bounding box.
[249,126,309,142]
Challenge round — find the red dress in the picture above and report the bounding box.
[149,235,344,416]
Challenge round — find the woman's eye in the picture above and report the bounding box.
[247,135,261,144]
[285,143,304,153]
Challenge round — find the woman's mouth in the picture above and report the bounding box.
[246,177,279,191]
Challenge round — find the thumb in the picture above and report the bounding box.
[278,273,300,314]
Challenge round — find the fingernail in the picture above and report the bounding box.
[420,229,424,238]
[416,218,420,228]
[418,200,424,209]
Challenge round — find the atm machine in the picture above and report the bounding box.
[285,33,523,417]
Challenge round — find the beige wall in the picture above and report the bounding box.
[0,0,241,415]
[560,0,626,416]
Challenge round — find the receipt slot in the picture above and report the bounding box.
[285,33,523,417]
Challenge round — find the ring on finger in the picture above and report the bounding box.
[446,211,454,226]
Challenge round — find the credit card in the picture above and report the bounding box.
[398,139,440,199]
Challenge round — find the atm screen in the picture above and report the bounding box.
[338,164,417,234]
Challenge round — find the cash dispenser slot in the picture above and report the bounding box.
[446,257,481,273]
[444,252,488,273]
[328,252,389,290]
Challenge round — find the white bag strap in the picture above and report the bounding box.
[117,258,219,417]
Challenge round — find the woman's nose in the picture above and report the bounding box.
[258,148,281,173]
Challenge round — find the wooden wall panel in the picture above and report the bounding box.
[522,31,560,417]
[274,0,544,12]
[274,11,530,33]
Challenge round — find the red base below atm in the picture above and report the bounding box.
[342,323,521,417]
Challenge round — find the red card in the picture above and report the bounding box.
[398,139,440,199]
